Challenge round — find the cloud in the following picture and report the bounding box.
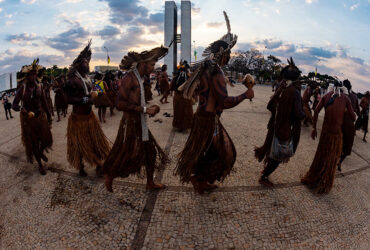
[98,0,148,23]
[256,39,284,50]
[305,0,318,3]
[21,0,37,4]
[6,33,38,44]
[0,8,2,13]
[350,3,359,11]
[46,25,90,52]
[0,50,66,74]
[5,21,13,26]
[301,47,337,58]
[65,0,83,3]
[206,22,223,28]
[97,25,121,38]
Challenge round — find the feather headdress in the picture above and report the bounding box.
[179,11,238,99]
[72,39,92,66]
[120,46,168,70]
[17,58,45,83]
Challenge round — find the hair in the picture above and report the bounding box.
[280,57,301,81]
[210,40,229,54]
[343,79,352,90]
[95,72,103,80]
[161,64,167,71]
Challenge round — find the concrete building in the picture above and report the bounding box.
[94,66,119,73]
[181,0,191,64]
[164,1,178,75]
[164,0,191,75]
[0,72,17,92]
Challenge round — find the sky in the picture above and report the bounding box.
[0,0,369,91]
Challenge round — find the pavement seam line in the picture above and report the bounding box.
[131,128,176,249]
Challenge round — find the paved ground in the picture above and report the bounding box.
[0,85,369,249]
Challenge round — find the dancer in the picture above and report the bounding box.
[93,72,111,123]
[2,93,13,120]
[175,12,254,194]
[172,60,193,131]
[355,91,369,142]
[54,75,68,122]
[42,76,54,117]
[255,58,305,187]
[103,46,169,192]
[159,65,170,104]
[301,83,355,193]
[338,79,360,171]
[12,59,52,175]
[65,40,110,177]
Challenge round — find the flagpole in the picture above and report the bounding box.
[103,46,110,67]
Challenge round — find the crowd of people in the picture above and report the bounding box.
[7,12,369,195]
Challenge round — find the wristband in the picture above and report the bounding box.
[143,107,147,113]
[82,97,89,104]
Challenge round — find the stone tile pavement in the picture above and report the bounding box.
[0,85,369,249]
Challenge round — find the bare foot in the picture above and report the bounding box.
[146,183,166,190]
[203,183,218,190]
[38,166,46,175]
[259,176,273,187]
[95,165,103,177]
[105,175,113,192]
[190,176,204,194]
[79,168,87,177]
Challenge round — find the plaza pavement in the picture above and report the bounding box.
[0,84,369,249]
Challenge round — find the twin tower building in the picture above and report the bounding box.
[164,0,192,75]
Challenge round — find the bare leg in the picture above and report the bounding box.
[57,108,61,122]
[105,175,113,192]
[98,108,102,122]
[259,158,280,187]
[145,165,166,190]
[33,143,46,175]
[102,107,106,123]
[363,132,367,142]
[79,158,87,177]
[110,106,114,116]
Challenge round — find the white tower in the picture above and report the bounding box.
[164,1,177,75]
[181,0,191,64]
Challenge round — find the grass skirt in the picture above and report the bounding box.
[301,127,342,194]
[94,93,112,108]
[67,111,110,169]
[20,111,53,163]
[172,92,193,130]
[103,112,168,179]
[175,110,236,184]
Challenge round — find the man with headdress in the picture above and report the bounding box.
[174,12,254,194]
[171,60,193,131]
[356,91,369,142]
[255,57,305,187]
[301,82,356,193]
[103,46,169,192]
[65,40,110,177]
[159,64,170,104]
[12,59,53,175]
[53,75,68,122]
[338,79,360,171]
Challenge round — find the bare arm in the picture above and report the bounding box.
[293,89,305,120]
[213,73,247,109]
[12,85,24,111]
[346,97,356,121]
[116,75,144,112]
[312,94,327,130]
[65,77,89,105]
